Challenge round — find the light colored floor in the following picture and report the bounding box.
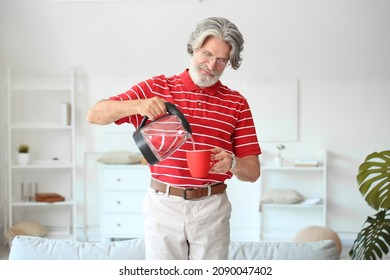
[0,243,9,260]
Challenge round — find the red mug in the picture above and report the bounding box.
[186,150,216,178]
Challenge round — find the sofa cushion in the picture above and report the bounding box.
[9,221,48,238]
[97,151,142,165]
[6,221,49,246]
[9,236,145,260]
[228,240,339,260]
[9,235,339,260]
[261,189,304,204]
[293,226,342,256]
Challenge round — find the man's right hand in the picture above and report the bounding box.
[136,97,167,120]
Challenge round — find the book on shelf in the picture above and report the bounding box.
[35,193,65,203]
[294,160,320,167]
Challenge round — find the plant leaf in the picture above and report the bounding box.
[349,210,390,260]
[357,151,390,210]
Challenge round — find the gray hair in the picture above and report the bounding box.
[187,17,244,70]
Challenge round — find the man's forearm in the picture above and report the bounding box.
[87,99,141,125]
[232,155,261,183]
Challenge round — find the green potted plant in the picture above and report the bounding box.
[349,150,390,260]
[17,144,30,165]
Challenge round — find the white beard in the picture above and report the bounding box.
[188,57,222,88]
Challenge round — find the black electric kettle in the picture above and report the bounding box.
[133,102,192,165]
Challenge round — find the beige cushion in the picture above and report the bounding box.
[261,189,304,204]
[7,221,48,245]
[97,151,143,164]
[293,225,342,256]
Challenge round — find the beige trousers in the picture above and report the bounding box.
[142,187,231,260]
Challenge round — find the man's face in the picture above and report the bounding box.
[189,36,231,87]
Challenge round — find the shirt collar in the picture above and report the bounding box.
[180,69,221,95]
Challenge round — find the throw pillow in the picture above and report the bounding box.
[7,221,49,245]
[10,221,48,237]
[293,225,343,256]
[261,189,304,204]
[97,151,143,164]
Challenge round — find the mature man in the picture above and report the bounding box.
[87,17,261,260]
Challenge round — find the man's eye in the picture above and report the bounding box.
[217,59,228,65]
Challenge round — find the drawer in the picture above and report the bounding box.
[102,213,144,236]
[102,167,150,190]
[102,191,145,213]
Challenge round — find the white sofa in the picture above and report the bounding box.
[8,235,340,260]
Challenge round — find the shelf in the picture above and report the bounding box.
[5,68,77,243]
[11,124,72,130]
[11,163,73,169]
[259,152,327,241]
[11,200,75,207]
[9,84,72,91]
[262,166,325,171]
[261,203,323,209]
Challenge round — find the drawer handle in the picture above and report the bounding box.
[116,200,121,205]
[116,178,121,182]
[117,223,121,227]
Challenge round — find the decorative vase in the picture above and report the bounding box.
[274,156,283,167]
[18,153,30,165]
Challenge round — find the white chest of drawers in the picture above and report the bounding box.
[100,164,150,241]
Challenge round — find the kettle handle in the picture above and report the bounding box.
[138,102,192,134]
[138,115,149,129]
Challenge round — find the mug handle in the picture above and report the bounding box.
[209,160,217,171]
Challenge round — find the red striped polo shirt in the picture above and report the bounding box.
[110,69,261,187]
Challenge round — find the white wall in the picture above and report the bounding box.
[1,0,389,240]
